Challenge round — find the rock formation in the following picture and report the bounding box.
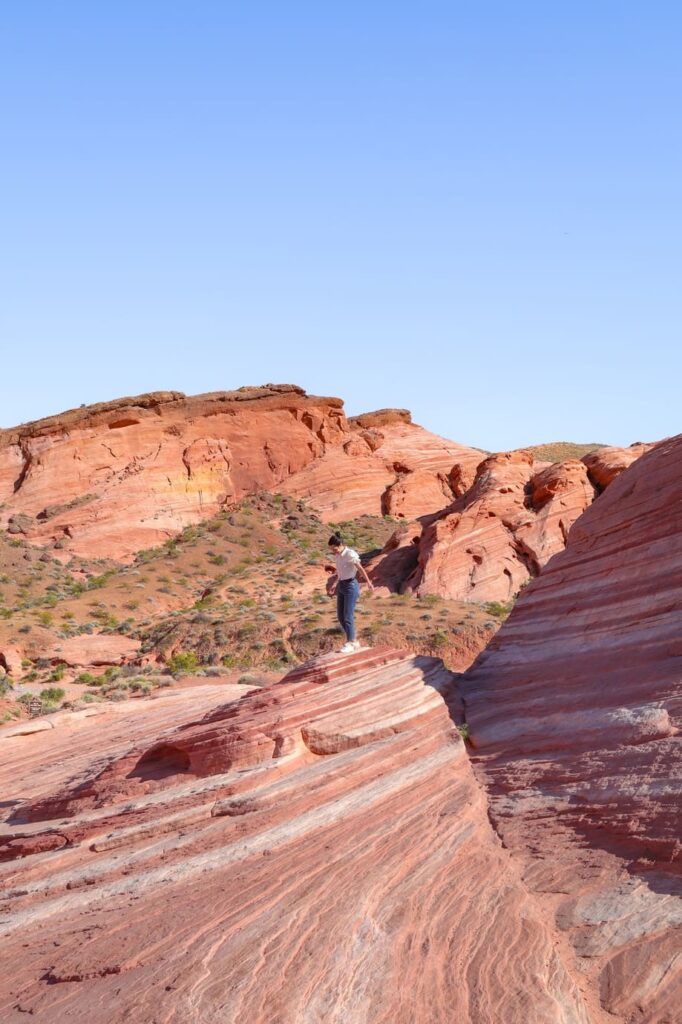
[0,433,679,1021]
[0,388,482,562]
[0,649,597,1023]
[581,441,654,490]
[280,410,483,520]
[371,441,654,604]
[460,432,682,1023]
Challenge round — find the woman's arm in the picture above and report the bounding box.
[358,564,374,590]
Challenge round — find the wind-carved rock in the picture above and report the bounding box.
[0,389,486,562]
[0,648,597,1022]
[371,449,629,603]
[461,433,682,1024]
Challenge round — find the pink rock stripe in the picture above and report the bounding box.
[1,650,592,1023]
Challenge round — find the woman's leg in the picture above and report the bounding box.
[343,580,360,641]
[337,586,350,641]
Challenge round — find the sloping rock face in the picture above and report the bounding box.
[372,451,598,602]
[461,433,682,1023]
[280,412,483,521]
[0,391,483,561]
[1,650,594,1023]
[581,442,655,490]
[0,386,347,560]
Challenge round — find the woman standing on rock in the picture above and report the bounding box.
[326,533,374,653]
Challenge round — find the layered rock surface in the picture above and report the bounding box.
[1,649,595,1024]
[0,389,482,561]
[461,433,682,1023]
[1,386,653,606]
[371,443,652,603]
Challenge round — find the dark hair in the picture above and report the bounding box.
[328,533,343,548]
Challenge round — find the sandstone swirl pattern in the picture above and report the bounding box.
[462,433,682,1023]
[2,649,590,1023]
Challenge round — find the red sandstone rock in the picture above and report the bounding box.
[0,651,595,1023]
[0,645,22,677]
[0,389,483,561]
[581,442,654,490]
[281,419,482,520]
[0,386,348,561]
[383,453,601,602]
[41,634,140,667]
[403,450,536,602]
[513,458,596,569]
[381,468,454,518]
[461,433,682,1023]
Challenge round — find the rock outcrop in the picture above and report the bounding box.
[461,433,682,1023]
[0,390,483,561]
[280,414,483,521]
[0,386,346,560]
[581,442,655,490]
[371,437,658,604]
[0,386,655,607]
[1,650,595,1023]
[370,451,598,602]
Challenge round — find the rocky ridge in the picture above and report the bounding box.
[0,386,654,610]
[0,386,482,562]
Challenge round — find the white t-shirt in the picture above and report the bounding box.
[335,546,361,581]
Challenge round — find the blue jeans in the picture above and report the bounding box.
[336,578,360,641]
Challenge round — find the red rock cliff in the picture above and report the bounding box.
[0,388,483,561]
[461,433,682,1023]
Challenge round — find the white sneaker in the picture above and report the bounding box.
[351,641,362,651]
[339,642,355,653]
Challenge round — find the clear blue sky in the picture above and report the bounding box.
[2,2,680,449]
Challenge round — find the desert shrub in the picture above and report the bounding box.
[129,680,151,694]
[430,630,448,649]
[88,572,115,589]
[483,601,513,620]
[40,686,65,703]
[37,610,54,627]
[167,650,200,674]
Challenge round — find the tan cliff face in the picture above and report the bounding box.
[0,386,349,560]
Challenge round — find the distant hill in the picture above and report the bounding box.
[524,441,605,463]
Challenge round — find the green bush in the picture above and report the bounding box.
[167,650,200,674]
[483,601,513,620]
[39,686,65,703]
